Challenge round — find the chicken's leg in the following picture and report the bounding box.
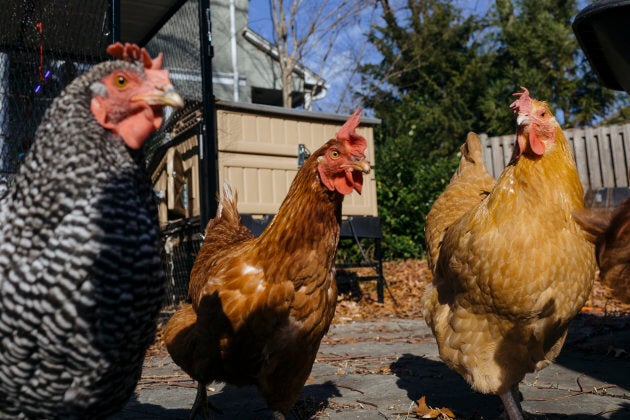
[189,382,209,420]
[499,384,524,420]
[189,382,224,419]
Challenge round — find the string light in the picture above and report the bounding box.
[34,21,51,94]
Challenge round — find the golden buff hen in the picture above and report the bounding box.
[163,110,371,419]
[422,87,596,420]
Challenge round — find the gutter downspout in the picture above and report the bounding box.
[230,0,239,101]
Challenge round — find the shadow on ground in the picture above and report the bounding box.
[390,353,504,419]
[390,352,630,420]
[204,380,342,419]
[116,395,190,419]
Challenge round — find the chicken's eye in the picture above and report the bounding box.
[330,149,340,159]
[114,75,128,88]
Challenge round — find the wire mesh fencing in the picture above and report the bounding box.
[0,0,111,183]
[145,0,202,104]
[144,0,204,308]
[161,218,203,308]
[0,1,205,309]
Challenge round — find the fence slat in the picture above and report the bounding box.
[597,126,615,187]
[610,124,628,187]
[501,135,513,169]
[490,135,504,177]
[623,125,630,178]
[480,133,493,176]
[571,129,590,190]
[584,127,602,189]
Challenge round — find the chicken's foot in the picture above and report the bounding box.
[499,385,524,420]
[189,382,223,420]
[271,410,285,420]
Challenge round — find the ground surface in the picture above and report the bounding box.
[113,260,630,419]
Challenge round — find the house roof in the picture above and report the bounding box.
[121,0,188,46]
[242,28,327,97]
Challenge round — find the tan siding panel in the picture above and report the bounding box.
[153,106,379,225]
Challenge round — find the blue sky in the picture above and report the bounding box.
[246,1,495,114]
[246,1,588,115]
[247,0,383,113]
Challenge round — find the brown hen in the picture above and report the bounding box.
[164,110,371,419]
[574,198,630,303]
[423,88,596,420]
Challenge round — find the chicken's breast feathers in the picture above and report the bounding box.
[199,257,294,333]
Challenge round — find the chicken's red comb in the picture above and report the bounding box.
[336,108,367,151]
[510,86,532,115]
[106,42,164,70]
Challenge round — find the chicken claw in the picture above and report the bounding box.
[189,382,223,420]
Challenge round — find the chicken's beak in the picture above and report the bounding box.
[135,87,184,109]
[516,114,529,126]
[347,158,370,194]
[350,158,371,174]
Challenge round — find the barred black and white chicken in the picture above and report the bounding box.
[0,43,183,418]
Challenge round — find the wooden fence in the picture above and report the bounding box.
[481,123,630,193]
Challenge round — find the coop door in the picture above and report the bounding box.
[167,149,188,218]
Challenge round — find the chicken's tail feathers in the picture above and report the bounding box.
[453,132,492,181]
[201,181,241,235]
[573,208,611,243]
[461,132,484,169]
[216,181,240,223]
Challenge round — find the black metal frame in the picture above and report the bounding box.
[337,216,385,303]
[197,0,219,229]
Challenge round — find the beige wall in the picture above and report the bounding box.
[152,103,379,226]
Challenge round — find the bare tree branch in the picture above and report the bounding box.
[269,0,371,109]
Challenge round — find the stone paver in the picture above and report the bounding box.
[112,317,630,419]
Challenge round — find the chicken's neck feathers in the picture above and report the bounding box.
[256,154,343,264]
[487,128,583,219]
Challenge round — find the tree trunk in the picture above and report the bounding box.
[281,56,293,108]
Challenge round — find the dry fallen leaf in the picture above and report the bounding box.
[440,407,456,418]
[413,396,433,417]
[412,396,456,419]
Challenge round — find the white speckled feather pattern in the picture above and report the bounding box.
[0,59,164,419]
